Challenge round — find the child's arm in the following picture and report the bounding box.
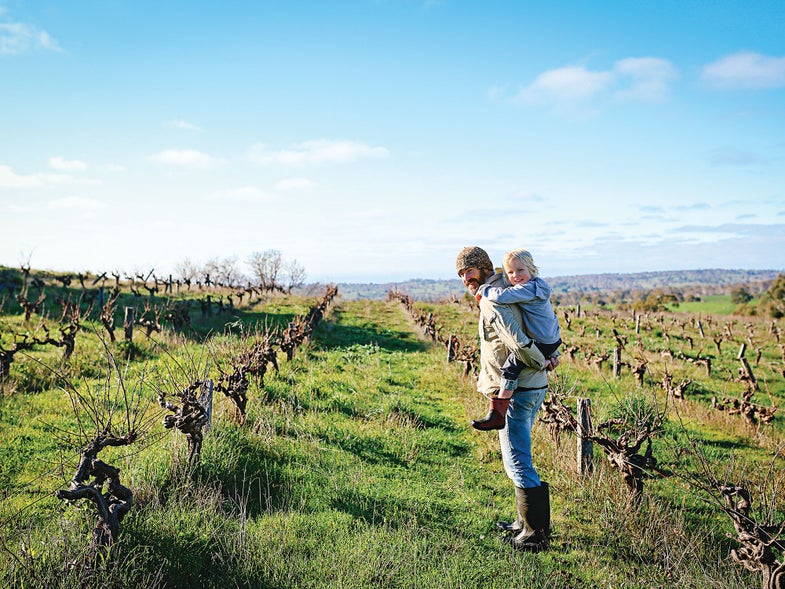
[500,352,524,392]
[481,279,545,305]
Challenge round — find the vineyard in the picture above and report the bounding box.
[1,265,784,588]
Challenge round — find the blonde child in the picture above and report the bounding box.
[472,248,561,430]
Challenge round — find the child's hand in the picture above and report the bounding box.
[475,293,482,301]
[544,357,560,371]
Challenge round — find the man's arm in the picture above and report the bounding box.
[483,299,547,371]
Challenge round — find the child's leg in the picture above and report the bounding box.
[501,353,524,383]
[472,390,511,431]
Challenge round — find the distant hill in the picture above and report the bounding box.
[337,269,782,301]
[337,278,464,301]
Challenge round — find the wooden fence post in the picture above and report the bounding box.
[200,379,213,432]
[123,307,134,342]
[737,344,758,391]
[613,347,622,378]
[577,398,594,476]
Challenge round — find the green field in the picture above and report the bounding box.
[667,294,750,315]
[1,272,783,588]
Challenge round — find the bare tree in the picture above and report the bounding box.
[55,352,158,558]
[285,259,307,293]
[672,428,785,589]
[0,332,39,380]
[247,249,284,292]
[204,255,245,287]
[159,380,212,465]
[100,287,121,343]
[174,258,200,287]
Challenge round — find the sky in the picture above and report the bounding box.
[1,1,784,284]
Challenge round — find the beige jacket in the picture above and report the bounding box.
[476,273,548,397]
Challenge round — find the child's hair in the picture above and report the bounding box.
[503,248,539,278]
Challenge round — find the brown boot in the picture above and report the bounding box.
[502,482,550,552]
[471,397,510,430]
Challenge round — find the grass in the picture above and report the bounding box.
[667,294,742,315]
[1,284,782,588]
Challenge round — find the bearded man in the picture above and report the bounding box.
[456,245,554,552]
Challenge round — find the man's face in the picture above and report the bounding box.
[459,267,488,296]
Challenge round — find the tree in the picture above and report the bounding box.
[174,258,200,284]
[730,286,753,305]
[632,289,679,313]
[204,256,244,287]
[247,249,284,292]
[285,259,307,293]
[758,273,785,318]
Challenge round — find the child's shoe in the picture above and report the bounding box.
[471,397,510,430]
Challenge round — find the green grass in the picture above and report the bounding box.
[667,294,760,315]
[1,288,779,588]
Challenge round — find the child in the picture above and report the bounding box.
[472,248,562,431]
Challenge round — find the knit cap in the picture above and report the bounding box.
[455,246,494,275]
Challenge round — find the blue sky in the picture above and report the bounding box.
[1,1,784,283]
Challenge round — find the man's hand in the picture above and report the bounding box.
[544,356,560,371]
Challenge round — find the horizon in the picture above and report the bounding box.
[2,262,779,288]
[1,1,784,284]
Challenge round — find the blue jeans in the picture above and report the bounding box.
[498,387,548,488]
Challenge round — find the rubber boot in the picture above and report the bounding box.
[471,396,510,431]
[502,482,550,552]
[496,514,523,533]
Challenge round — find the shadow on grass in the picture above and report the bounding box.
[312,319,430,354]
[174,305,301,341]
[701,437,758,452]
[204,414,468,529]
[386,404,462,433]
[329,485,455,531]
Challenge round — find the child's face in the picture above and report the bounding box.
[505,258,532,285]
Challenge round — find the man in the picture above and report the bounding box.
[456,245,553,552]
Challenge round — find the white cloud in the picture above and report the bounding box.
[49,156,87,172]
[5,203,34,214]
[702,51,785,89]
[248,140,390,165]
[209,186,274,203]
[511,56,678,108]
[47,197,107,210]
[514,66,614,104]
[151,219,175,229]
[165,119,203,132]
[0,164,44,188]
[0,164,99,188]
[0,21,61,55]
[40,173,101,186]
[349,209,386,219]
[150,149,221,169]
[275,177,316,190]
[487,84,508,101]
[614,57,678,102]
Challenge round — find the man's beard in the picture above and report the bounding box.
[466,269,491,295]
